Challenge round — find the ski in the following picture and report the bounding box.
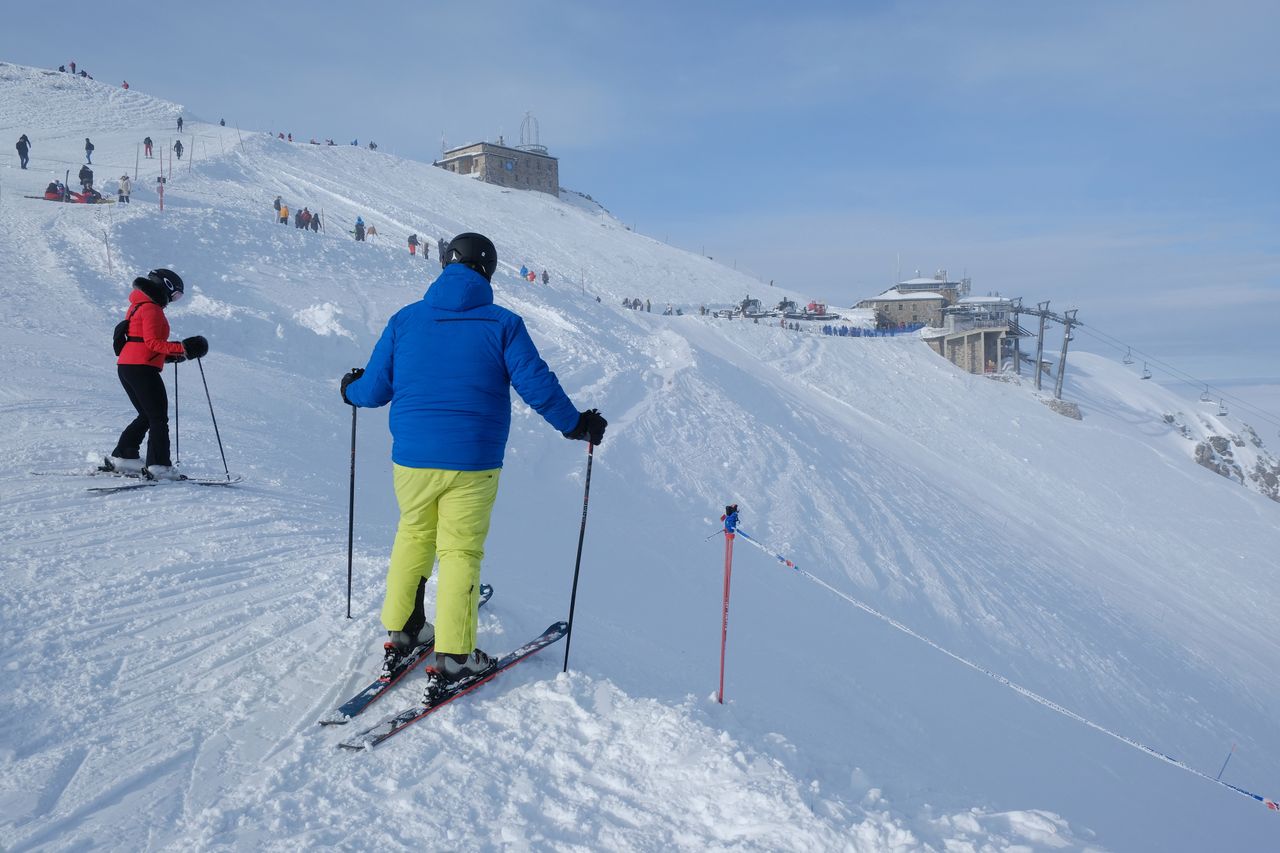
[319,583,493,726]
[338,620,569,751]
[88,474,243,494]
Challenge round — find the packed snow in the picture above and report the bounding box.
[2,62,1278,851]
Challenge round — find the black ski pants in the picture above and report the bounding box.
[113,364,171,467]
[17,148,29,168]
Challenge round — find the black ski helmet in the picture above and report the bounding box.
[136,268,184,304]
[442,232,497,281]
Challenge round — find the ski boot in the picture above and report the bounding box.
[422,648,496,703]
[103,455,145,474]
[379,623,434,681]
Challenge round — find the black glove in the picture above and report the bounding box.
[182,335,208,359]
[341,368,365,405]
[563,409,607,446]
[164,354,187,364]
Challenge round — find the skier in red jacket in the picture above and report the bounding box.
[108,269,209,480]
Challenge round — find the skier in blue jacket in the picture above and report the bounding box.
[341,232,606,693]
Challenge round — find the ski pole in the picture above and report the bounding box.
[346,401,357,619]
[562,443,595,673]
[196,358,231,479]
[173,360,180,465]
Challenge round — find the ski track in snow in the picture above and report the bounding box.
[2,61,1277,851]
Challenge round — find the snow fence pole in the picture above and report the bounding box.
[718,505,739,704]
[346,400,358,619]
[196,358,230,479]
[561,443,595,673]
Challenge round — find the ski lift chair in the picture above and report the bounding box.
[1123,347,1134,365]
[1200,386,1212,402]
[1217,400,1228,417]
[1141,363,1152,380]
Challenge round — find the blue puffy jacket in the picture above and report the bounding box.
[344,263,580,470]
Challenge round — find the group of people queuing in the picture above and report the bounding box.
[274,196,322,233]
[622,298,651,312]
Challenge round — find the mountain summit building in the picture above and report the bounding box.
[435,140,559,197]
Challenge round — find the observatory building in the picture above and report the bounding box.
[435,112,559,197]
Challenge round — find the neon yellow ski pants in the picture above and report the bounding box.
[381,464,500,654]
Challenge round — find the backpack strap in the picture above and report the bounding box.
[123,301,157,343]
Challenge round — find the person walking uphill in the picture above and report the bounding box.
[16,134,31,169]
[340,232,607,693]
[107,269,209,481]
[84,137,94,164]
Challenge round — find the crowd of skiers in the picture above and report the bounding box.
[274,197,322,232]
[622,298,651,311]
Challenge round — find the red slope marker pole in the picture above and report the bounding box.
[718,504,739,704]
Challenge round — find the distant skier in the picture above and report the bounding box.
[437,237,447,258]
[541,270,549,285]
[407,233,418,256]
[108,269,208,481]
[118,174,131,204]
[84,137,94,164]
[301,208,312,230]
[273,195,281,218]
[16,133,30,169]
[78,164,93,191]
[368,141,377,151]
[340,232,607,693]
[519,264,529,279]
[69,60,76,74]
[173,140,183,160]
[294,208,303,229]
[43,181,62,200]
[143,136,153,158]
[279,202,289,225]
[310,211,321,232]
[177,115,183,132]
[122,80,129,89]
[354,216,365,242]
[220,118,225,127]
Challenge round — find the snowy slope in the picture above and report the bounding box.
[2,62,1278,852]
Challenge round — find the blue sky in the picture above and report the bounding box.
[3,0,1278,386]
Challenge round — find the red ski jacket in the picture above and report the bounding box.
[117,288,186,367]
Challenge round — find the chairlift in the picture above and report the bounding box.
[1140,362,1152,380]
[1217,400,1228,417]
[1122,347,1134,365]
[1199,385,1212,402]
